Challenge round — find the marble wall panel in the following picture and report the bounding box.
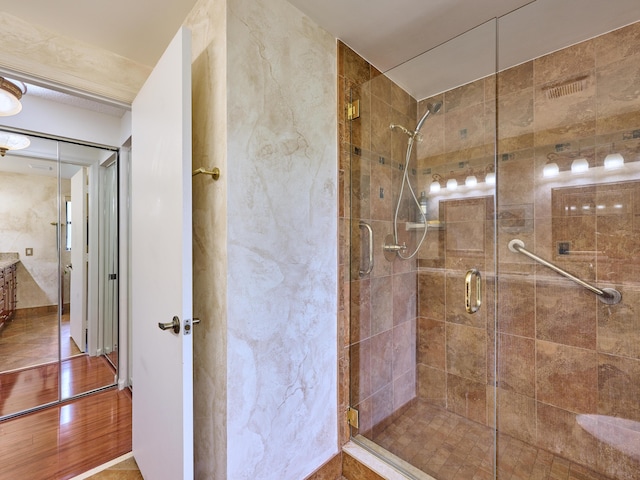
[185,0,341,477]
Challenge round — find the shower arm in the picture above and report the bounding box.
[507,239,621,305]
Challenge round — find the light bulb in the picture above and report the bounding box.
[446,178,458,190]
[0,79,23,117]
[0,132,30,156]
[543,162,559,178]
[485,172,496,185]
[429,181,441,193]
[571,158,589,174]
[465,175,478,187]
[604,153,624,170]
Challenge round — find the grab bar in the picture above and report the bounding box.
[508,239,621,305]
[359,221,374,276]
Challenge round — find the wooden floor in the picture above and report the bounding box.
[0,355,117,417]
[0,311,81,372]
[0,309,130,479]
[0,309,118,418]
[0,388,132,480]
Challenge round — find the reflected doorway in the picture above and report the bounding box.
[0,131,119,418]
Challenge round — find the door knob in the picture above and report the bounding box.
[158,316,180,334]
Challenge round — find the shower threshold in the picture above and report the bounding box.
[345,437,436,480]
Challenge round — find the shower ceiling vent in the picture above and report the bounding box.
[543,75,588,99]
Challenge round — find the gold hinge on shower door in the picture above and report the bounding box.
[347,406,359,428]
[347,100,360,120]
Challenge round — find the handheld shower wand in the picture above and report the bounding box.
[385,102,442,260]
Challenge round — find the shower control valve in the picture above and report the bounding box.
[383,242,407,253]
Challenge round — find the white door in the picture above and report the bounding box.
[131,27,193,480]
[70,167,87,352]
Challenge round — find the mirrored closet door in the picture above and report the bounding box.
[0,130,119,418]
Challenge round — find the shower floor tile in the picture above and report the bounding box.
[370,400,611,480]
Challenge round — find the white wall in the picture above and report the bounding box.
[1,94,126,148]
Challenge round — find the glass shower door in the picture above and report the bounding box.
[345,6,640,480]
[346,19,499,479]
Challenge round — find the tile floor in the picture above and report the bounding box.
[371,400,612,480]
[84,456,142,479]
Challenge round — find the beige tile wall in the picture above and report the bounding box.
[416,20,640,480]
[341,18,640,480]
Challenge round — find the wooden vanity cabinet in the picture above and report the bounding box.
[0,264,17,328]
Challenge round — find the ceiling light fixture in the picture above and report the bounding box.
[0,77,26,116]
[571,158,589,174]
[604,152,624,170]
[0,131,30,156]
[485,172,496,185]
[543,162,559,178]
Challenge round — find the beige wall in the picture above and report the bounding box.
[0,12,149,104]
[186,0,338,478]
[0,171,70,309]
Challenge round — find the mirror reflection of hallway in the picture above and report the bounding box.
[0,132,118,418]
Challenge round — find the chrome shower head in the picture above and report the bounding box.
[415,101,442,134]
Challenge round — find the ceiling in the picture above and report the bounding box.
[0,0,533,70]
[0,0,639,101]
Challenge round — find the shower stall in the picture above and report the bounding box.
[344,7,640,480]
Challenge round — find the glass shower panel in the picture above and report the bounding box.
[348,20,498,478]
[0,133,61,417]
[495,12,640,480]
